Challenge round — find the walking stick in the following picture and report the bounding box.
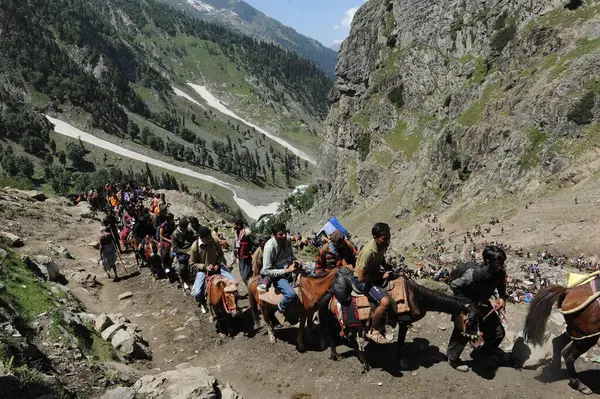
[112,239,128,274]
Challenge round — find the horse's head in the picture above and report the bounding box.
[454,304,483,348]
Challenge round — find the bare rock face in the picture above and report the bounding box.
[317,0,600,230]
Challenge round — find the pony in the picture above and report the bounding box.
[320,278,478,372]
[524,279,600,395]
[206,274,253,337]
[248,268,338,352]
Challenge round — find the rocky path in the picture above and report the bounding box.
[4,189,600,398]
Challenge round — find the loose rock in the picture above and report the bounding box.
[0,232,23,247]
[119,292,133,300]
[95,313,114,332]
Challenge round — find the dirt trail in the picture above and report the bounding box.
[5,191,600,399]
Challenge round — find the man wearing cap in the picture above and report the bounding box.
[313,230,357,276]
[191,226,236,313]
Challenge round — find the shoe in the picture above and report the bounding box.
[274,310,290,327]
[449,360,470,372]
[366,329,389,344]
[200,304,208,314]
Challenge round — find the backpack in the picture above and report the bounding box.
[332,267,354,306]
[449,261,478,283]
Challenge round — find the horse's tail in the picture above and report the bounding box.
[524,285,567,345]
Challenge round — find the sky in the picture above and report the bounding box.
[244,0,368,47]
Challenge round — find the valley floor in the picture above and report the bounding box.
[4,189,600,399]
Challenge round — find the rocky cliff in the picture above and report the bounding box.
[316,0,600,238]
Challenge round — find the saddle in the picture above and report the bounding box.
[258,284,302,307]
[560,278,600,314]
[346,277,410,321]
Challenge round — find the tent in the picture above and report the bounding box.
[317,217,349,238]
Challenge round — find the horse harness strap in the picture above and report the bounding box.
[559,279,600,315]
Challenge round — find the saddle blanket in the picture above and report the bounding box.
[258,286,302,306]
[349,278,410,321]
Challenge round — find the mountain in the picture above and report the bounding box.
[329,43,342,52]
[161,0,338,77]
[314,0,600,248]
[0,0,331,209]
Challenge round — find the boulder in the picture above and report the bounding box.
[25,191,47,202]
[132,341,152,360]
[100,386,136,399]
[35,256,60,281]
[133,367,219,399]
[101,323,125,341]
[72,271,100,288]
[48,244,74,259]
[111,329,136,356]
[221,383,241,399]
[0,232,23,247]
[118,292,133,300]
[512,331,556,369]
[102,362,142,384]
[73,202,96,219]
[0,248,7,258]
[95,313,114,332]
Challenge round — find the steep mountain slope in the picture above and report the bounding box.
[163,0,338,76]
[316,0,600,242]
[0,0,330,208]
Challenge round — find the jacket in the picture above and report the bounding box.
[261,236,296,278]
[450,264,508,303]
[314,240,357,275]
[171,227,194,255]
[189,238,225,272]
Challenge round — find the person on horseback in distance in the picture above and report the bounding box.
[352,222,395,344]
[261,222,301,326]
[447,245,511,372]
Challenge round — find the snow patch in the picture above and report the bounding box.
[44,115,279,220]
[172,87,206,110]
[186,83,316,165]
[186,0,215,12]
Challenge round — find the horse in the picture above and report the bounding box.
[248,268,338,352]
[319,277,479,373]
[524,278,600,395]
[206,274,253,337]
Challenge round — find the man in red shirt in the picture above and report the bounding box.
[233,220,253,285]
[314,230,357,276]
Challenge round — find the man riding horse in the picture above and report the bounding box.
[447,245,511,372]
[313,230,357,276]
[191,226,236,314]
[261,222,301,327]
[352,222,395,344]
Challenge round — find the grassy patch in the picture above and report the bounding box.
[0,251,54,328]
[518,127,548,172]
[385,120,421,159]
[467,57,488,85]
[357,133,371,162]
[548,38,600,80]
[0,173,34,190]
[352,111,370,129]
[457,84,500,127]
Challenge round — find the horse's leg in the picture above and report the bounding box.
[262,305,277,344]
[396,323,409,371]
[248,291,261,330]
[356,329,371,373]
[564,336,596,395]
[549,332,570,373]
[297,311,306,353]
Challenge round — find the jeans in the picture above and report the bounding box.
[193,266,236,302]
[239,257,252,283]
[274,277,297,312]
